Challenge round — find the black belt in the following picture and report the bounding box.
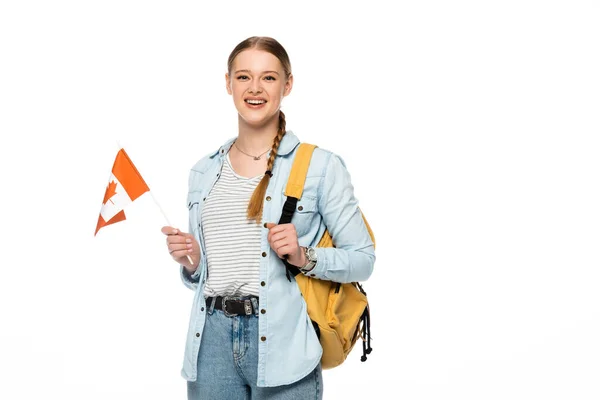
[206,296,259,316]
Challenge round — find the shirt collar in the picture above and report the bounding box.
[210,130,300,159]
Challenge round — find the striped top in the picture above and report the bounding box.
[202,152,263,297]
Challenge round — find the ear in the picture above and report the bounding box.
[225,73,232,95]
[283,74,293,97]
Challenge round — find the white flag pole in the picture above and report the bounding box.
[116,141,194,266]
[148,191,195,266]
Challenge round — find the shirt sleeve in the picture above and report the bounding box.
[307,152,375,283]
[180,263,200,290]
[179,170,202,291]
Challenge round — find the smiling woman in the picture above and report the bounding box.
[227,50,290,125]
[161,36,375,400]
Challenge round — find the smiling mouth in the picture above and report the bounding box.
[245,99,267,105]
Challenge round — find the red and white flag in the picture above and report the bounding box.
[95,148,150,235]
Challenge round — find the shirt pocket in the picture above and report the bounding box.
[289,195,320,238]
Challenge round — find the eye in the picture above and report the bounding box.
[264,76,276,81]
[236,75,249,81]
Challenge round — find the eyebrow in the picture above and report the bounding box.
[234,69,280,76]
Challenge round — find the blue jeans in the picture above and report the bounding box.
[187,297,323,400]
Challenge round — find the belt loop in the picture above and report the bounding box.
[207,296,216,315]
[251,297,259,317]
[243,299,252,316]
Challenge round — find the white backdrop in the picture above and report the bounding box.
[1,1,599,399]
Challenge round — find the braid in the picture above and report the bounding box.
[247,111,287,224]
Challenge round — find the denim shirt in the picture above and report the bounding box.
[179,131,375,387]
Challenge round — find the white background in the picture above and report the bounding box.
[1,1,599,399]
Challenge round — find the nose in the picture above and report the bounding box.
[248,82,262,94]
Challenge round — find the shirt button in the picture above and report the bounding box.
[298,206,304,211]
[261,281,266,286]
[261,309,266,314]
[201,307,204,311]
[262,252,267,257]
[261,336,266,342]
[196,333,200,337]
[221,149,224,153]
[203,197,206,201]
[266,196,271,201]
[263,222,267,228]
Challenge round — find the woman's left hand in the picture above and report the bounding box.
[265,222,306,267]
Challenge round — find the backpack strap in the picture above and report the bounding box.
[284,143,317,199]
[277,143,318,281]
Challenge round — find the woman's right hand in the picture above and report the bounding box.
[161,226,201,274]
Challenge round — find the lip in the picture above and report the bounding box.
[244,97,267,109]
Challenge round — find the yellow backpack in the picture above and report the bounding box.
[279,143,375,369]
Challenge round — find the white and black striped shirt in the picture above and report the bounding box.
[202,152,263,297]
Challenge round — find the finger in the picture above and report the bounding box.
[266,223,284,235]
[269,236,285,252]
[168,245,181,254]
[270,227,297,244]
[265,223,276,242]
[270,223,294,233]
[169,242,190,253]
[275,243,296,258]
[170,248,194,259]
[161,226,179,235]
[167,235,191,245]
[177,231,195,240]
[269,233,287,249]
[271,227,297,241]
[266,223,290,242]
[271,233,296,251]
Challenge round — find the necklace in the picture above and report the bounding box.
[234,140,271,160]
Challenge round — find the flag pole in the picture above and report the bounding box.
[116,141,194,266]
[148,191,195,266]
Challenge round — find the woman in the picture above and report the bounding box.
[162,36,375,400]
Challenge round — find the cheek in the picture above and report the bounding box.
[230,81,246,95]
[268,88,285,103]
[232,86,244,97]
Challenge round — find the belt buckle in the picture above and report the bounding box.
[244,299,252,316]
[221,296,236,317]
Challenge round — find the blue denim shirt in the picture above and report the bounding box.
[179,131,375,387]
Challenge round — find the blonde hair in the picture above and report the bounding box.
[227,36,292,224]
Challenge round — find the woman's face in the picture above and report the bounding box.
[226,49,292,127]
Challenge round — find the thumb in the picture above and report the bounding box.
[265,222,277,229]
[161,226,179,235]
[177,230,194,239]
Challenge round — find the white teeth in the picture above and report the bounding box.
[246,99,266,105]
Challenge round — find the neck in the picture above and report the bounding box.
[236,113,281,153]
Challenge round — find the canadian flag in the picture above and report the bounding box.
[95,149,150,235]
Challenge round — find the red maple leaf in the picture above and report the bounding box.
[103,180,118,205]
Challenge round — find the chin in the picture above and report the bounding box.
[241,118,271,128]
[239,111,278,127]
